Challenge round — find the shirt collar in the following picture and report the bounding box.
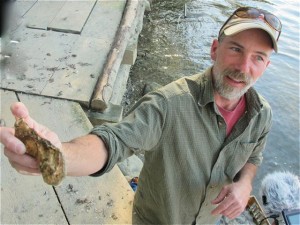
[197,67,215,107]
[245,87,264,116]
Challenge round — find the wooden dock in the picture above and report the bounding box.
[0,0,148,224]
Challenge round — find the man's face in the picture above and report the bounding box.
[212,68,256,100]
[210,29,273,100]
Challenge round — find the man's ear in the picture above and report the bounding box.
[210,39,219,61]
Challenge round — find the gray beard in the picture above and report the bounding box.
[212,69,255,100]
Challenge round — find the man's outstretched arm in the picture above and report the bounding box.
[62,134,108,176]
[0,102,108,177]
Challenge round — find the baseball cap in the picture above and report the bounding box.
[219,7,282,52]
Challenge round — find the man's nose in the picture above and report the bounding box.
[236,55,251,74]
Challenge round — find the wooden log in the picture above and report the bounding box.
[90,0,146,111]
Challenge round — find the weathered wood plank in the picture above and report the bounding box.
[81,0,126,40]
[1,0,138,108]
[0,89,68,224]
[48,0,97,34]
[122,41,138,65]
[17,93,134,224]
[25,1,66,30]
[54,167,134,224]
[87,103,123,125]
[110,64,132,105]
[17,92,92,140]
[41,36,110,106]
[1,27,110,105]
[14,0,37,18]
[0,29,78,95]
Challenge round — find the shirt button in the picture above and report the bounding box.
[218,121,223,126]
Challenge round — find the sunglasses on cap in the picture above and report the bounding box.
[219,7,282,41]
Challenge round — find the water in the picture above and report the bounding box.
[126,0,299,199]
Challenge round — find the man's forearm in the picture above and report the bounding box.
[236,163,257,188]
[62,134,108,176]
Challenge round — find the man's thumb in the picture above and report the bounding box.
[11,102,29,119]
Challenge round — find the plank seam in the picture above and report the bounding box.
[53,186,71,225]
[79,0,97,34]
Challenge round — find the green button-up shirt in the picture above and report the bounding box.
[91,67,272,224]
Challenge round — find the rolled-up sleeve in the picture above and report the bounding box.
[90,91,167,176]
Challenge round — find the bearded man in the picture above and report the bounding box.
[0,6,282,224]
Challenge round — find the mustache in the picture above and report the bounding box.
[222,69,251,84]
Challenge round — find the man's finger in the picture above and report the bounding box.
[10,160,40,175]
[211,196,234,215]
[11,102,29,120]
[220,203,241,219]
[226,208,243,220]
[211,188,229,204]
[10,102,45,137]
[4,148,39,169]
[11,102,38,130]
[0,127,26,154]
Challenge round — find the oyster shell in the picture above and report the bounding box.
[14,118,65,185]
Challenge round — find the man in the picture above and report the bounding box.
[0,7,282,224]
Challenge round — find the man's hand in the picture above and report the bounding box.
[0,102,62,175]
[211,163,257,219]
[1,102,109,177]
[211,181,251,219]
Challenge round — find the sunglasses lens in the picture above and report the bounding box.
[236,8,259,18]
[265,14,282,31]
[235,7,282,32]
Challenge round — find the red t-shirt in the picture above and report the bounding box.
[217,96,246,136]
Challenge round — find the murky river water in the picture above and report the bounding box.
[125,0,299,198]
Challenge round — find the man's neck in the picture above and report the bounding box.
[214,92,243,111]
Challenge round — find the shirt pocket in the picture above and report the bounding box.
[225,142,258,180]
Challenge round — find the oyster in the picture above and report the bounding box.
[14,118,65,185]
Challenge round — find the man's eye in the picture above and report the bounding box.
[231,47,241,52]
[256,56,264,61]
